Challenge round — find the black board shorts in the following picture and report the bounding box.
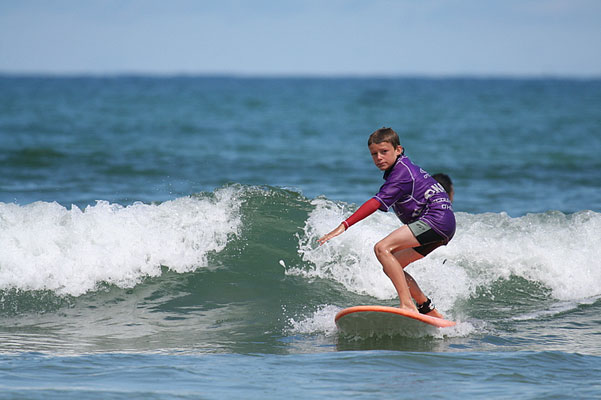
[407,220,447,256]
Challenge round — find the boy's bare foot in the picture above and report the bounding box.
[399,304,419,314]
[424,308,444,319]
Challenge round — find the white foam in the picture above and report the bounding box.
[287,304,341,336]
[293,200,601,313]
[0,186,242,296]
[448,210,601,301]
[291,198,400,299]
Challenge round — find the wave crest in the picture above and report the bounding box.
[0,186,242,296]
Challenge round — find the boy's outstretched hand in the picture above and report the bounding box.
[318,223,346,246]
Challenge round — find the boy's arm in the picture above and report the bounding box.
[342,197,381,229]
[318,198,381,245]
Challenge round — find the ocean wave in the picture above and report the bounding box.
[293,198,601,316]
[2,184,600,322]
[0,186,243,296]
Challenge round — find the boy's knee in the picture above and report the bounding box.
[373,241,388,259]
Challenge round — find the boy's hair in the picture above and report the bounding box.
[432,173,453,194]
[368,127,401,148]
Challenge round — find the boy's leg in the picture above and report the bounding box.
[393,250,444,318]
[374,225,421,312]
[389,246,428,303]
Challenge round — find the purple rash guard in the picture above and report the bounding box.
[374,155,456,242]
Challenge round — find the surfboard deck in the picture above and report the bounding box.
[335,305,456,337]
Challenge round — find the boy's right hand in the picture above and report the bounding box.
[318,223,346,246]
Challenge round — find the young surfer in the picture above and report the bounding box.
[318,127,455,318]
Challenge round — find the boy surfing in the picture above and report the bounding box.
[318,128,455,318]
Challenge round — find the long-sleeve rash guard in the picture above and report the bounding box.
[342,198,380,229]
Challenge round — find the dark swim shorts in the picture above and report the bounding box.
[407,220,447,256]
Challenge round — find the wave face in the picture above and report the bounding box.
[1,185,600,354]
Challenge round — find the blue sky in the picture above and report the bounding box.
[1,0,600,77]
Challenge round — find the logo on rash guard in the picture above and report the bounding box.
[424,183,446,200]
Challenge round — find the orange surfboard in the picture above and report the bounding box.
[335,305,455,337]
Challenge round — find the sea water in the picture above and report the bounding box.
[1,76,600,399]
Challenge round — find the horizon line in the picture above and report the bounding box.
[2,70,601,81]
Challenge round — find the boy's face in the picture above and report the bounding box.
[369,142,403,171]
